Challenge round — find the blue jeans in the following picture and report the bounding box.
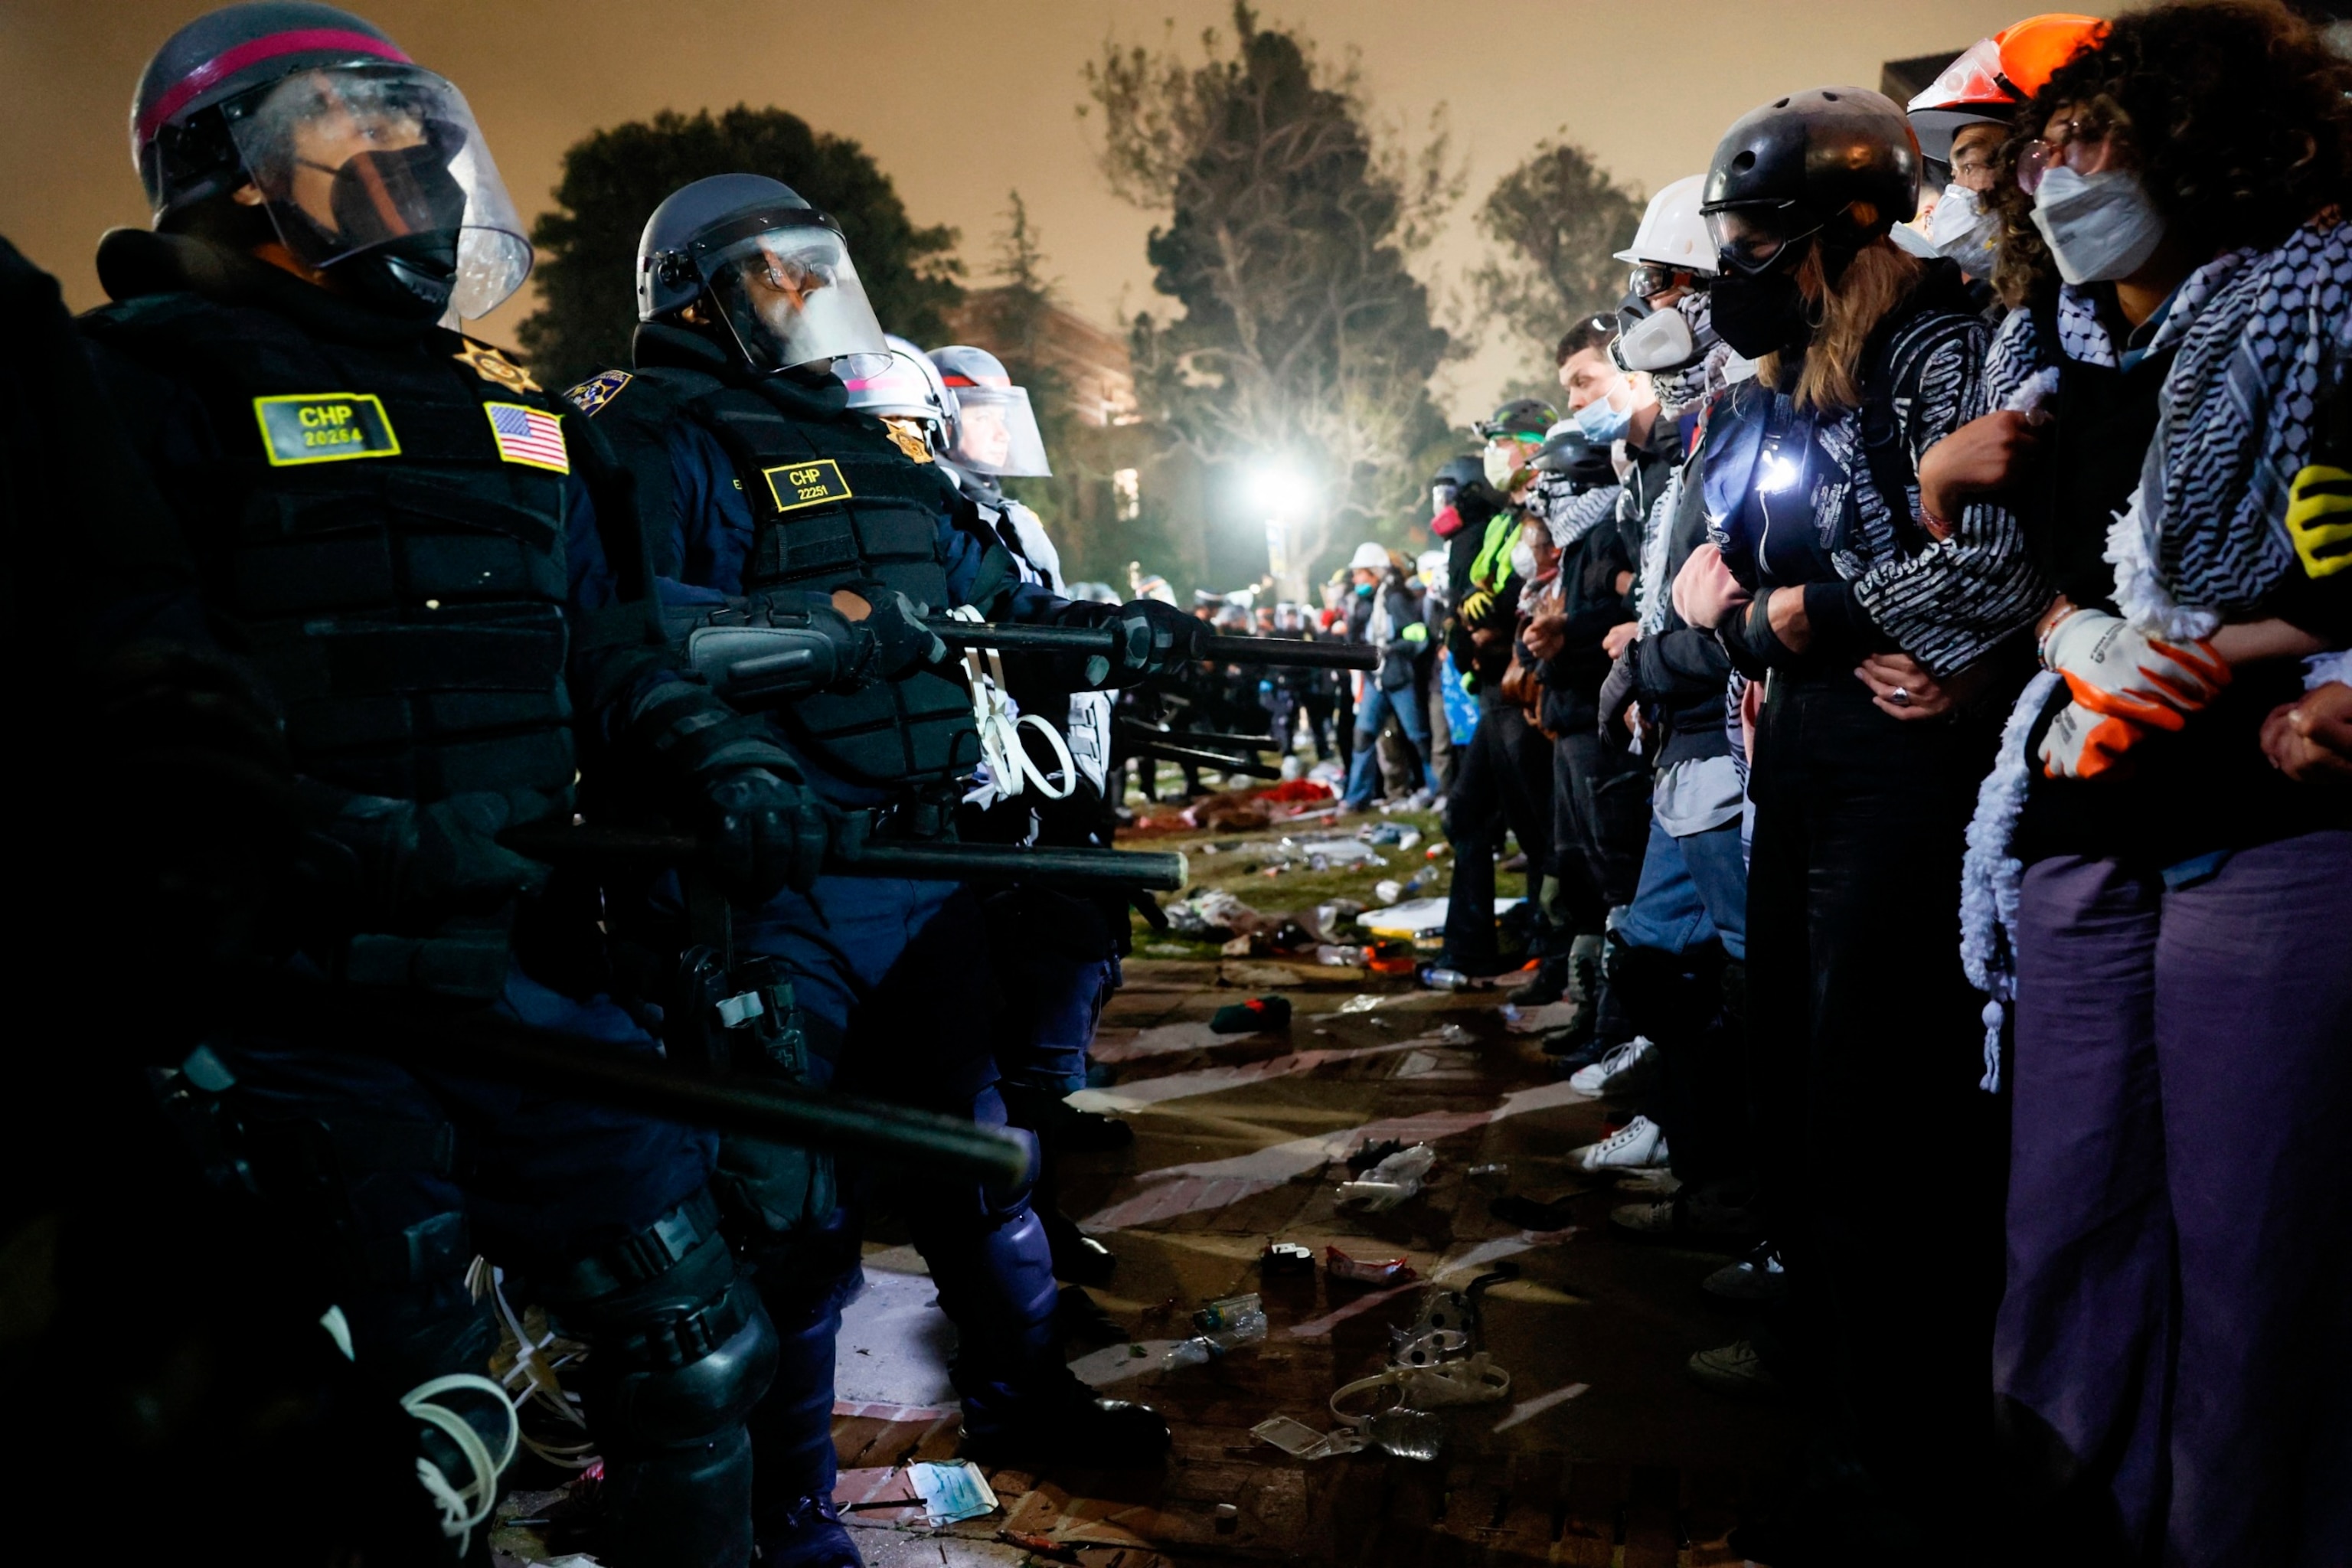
[1342,680,1435,806]
[1615,811,1747,962]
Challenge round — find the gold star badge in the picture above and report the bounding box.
[452,339,541,394]
[879,416,935,464]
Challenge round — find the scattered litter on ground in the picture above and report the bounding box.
[1358,896,1520,941]
[1165,1291,1269,1368]
[907,1459,999,1526]
[1338,1143,1436,1210]
[1468,1162,1511,1187]
[1261,1241,1315,1274]
[1210,996,1293,1034]
[1144,942,1191,957]
[1326,1245,1416,1285]
[1344,1138,1407,1172]
[1273,835,1388,870]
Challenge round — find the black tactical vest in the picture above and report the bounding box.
[583,358,979,788]
[83,292,580,815]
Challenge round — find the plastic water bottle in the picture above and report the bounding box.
[1422,967,1471,991]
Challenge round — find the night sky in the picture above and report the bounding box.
[1,0,2076,416]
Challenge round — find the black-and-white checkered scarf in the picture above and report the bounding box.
[2109,219,2352,637]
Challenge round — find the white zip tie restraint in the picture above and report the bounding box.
[946,604,1075,800]
[402,1373,520,1557]
[485,1263,596,1470]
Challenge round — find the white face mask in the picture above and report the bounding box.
[2030,165,2167,286]
[1509,540,1538,581]
[1482,444,1521,490]
[1926,184,2000,278]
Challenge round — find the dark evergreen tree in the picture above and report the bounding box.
[1471,139,1645,378]
[516,106,962,389]
[1084,5,1457,581]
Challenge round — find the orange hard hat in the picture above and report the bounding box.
[1906,14,2108,162]
[1994,12,2110,99]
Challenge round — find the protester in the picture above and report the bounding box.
[1340,544,1436,808]
[1676,81,2043,1558]
[1433,402,1555,976]
[1912,6,2352,1559]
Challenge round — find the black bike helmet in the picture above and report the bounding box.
[1533,424,1615,488]
[1700,87,1920,275]
[1475,397,1558,442]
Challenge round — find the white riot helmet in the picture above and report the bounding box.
[1348,541,1392,573]
[842,333,957,452]
[927,344,1053,478]
[1614,175,1717,281]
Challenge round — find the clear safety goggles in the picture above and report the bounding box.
[1704,203,1821,276]
[222,63,529,319]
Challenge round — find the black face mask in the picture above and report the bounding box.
[278,127,469,321]
[1615,290,1652,339]
[1707,266,1811,360]
[328,231,461,319]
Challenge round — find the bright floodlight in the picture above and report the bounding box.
[1250,461,1313,515]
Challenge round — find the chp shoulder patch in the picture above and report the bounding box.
[564,369,633,416]
[452,338,541,394]
[761,458,854,513]
[253,393,400,466]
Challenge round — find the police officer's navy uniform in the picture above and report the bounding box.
[574,314,1166,1559]
[82,230,779,1568]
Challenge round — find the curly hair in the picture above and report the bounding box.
[1987,0,2352,305]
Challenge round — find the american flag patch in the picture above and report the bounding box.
[484,401,570,473]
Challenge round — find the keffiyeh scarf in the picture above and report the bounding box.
[2109,219,2352,637]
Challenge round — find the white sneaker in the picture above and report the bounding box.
[1571,1114,1669,1171]
[1686,1338,1782,1399]
[1567,1036,1659,1099]
[1701,1240,1788,1302]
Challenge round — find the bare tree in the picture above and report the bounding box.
[1470,138,1645,379]
[1083,4,1459,585]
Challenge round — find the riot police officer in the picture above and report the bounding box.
[568,174,1187,1568]
[84,8,822,1564]
[926,342,1131,1287]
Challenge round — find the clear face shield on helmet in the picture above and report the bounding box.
[699,220,890,376]
[222,64,531,319]
[841,344,955,451]
[943,382,1052,478]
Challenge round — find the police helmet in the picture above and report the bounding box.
[638,174,890,375]
[927,345,1053,478]
[130,2,530,319]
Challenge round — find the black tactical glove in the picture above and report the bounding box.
[1075,597,1213,688]
[835,580,947,681]
[699,766,836,903]
[305,788,552,931]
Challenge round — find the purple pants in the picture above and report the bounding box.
[1997,831,2352,1566]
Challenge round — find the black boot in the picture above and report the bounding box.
[914,1203,1169,1469]
[1042,1204,1117,1285]
[1539,933,1606,1055]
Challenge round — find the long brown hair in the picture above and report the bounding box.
[1759,238,1925,412]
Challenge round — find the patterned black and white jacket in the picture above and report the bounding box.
[1705,262,2049,677]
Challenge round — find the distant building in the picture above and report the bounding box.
[944,288,1139,428]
